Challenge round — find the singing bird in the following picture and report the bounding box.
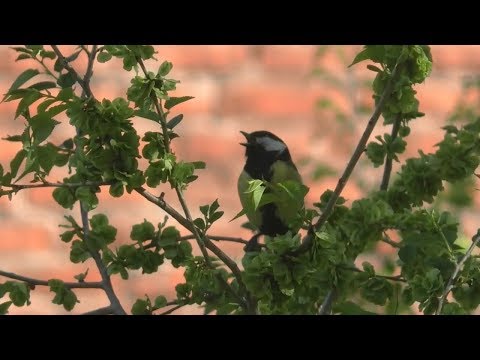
[238,130,304,251]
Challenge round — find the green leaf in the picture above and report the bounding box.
[9,282,30,306]
[10,149,26,178]
[30,114,60,144]
[70,240,91,263]
[97,51,112,63]
[5,69,40,98]
[349,48,371,67]
[192,161,206,170]
[75,187,98,210]
[2,134,22,142]
[57,72,77,88]
[252,183,266,211]
[60,230,76,243]
[109,181,124,197]
[164,96,194,110]
[193,218,206,231]
[28,81,57,91]
[16,54,31,61]
[158,61,173,76]
[0,301,12,314]
[160,226,180,247]
[90,213,109,229]
[40,50,56,60]
[15,90,42,118]
[134,108,160,122]
[154,296,167,309]
[200,204,210,217]
[131,219,155,242]
[210,211,224,223]
[166,114,183,129]
[131,298,150,315]
[334,301,377,315]
[53,187,75,209]
[37,145,57,173]
[62,289,78,311]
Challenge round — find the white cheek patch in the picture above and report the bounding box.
[257,137,286,152]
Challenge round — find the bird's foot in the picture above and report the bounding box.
[244,234,262,252]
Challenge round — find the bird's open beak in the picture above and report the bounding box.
[240,131,250,147]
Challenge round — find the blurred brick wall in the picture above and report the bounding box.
[0,45,479,314]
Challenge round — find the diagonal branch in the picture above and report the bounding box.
[50,45,93,98]
[0,269,103,289]
[81,305,114,315]
[380,114,402,191]
[135,187,253,312]
[436,229,480,315]
[294,60,402,256]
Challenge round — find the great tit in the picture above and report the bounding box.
[238,130,304,251]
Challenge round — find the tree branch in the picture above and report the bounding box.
[158,303,186,315]
[50,45,93,98]
[436,229,480,315]
[382,232,401,248]
[318,289,336,315]
[143,234,250,250]
[380,114,402,191]
[134,187,253,312]
[136,57,171,154]
[9,181,110,191]
[52,44,126,315]
[81,305,114,315]
[338,265,406,282]
[0,269,103,289]
[294,60,401,256]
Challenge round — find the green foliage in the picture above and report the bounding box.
[3,44,480,316]
[48,279,79,311]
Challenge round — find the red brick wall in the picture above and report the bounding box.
[0,45,479,314]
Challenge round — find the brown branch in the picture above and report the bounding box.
[136,57,171,154]
[382,232,401,249]
[81,305,114,315]
[50,45,93,98]
[380,114,402,191]
[51,45,126,315]
[0,269,103,289]
[144,234,250,250]
[338,265,406,282]
[134,187,253,312]
[158,303,186,315]
[436,229,480,315]
[294,59,402,256]
[9,181,110,191]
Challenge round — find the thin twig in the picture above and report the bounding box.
[380,114,402,191]
[144,234,250,250]
[338,265,406,282]
[136,58,171,154]
[158,304,186,315]
[175,188,212,266]
[382,232,401,248]
[436,230,480,315]
[318,289,336,315]
[0,269,103,289]
[81,306,114,315]
[295,60,401,256]
[311,56,403,316]
[50,45,93,98]
[9,181,110,191]
[135,187,253,312]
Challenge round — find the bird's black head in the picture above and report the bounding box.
[240,130,294,181]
